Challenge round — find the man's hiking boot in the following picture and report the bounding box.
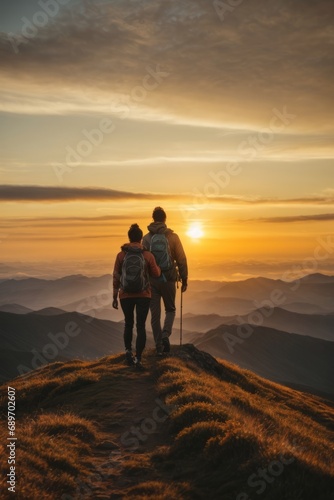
[155,345,164,357]
[125,350,135,366]
[162,336,170,353]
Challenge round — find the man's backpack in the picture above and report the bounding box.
[150,233,173,272]
[120,247,148,293]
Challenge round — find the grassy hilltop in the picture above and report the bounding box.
[1,345,334,499]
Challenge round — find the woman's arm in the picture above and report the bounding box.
[112,252,123,296]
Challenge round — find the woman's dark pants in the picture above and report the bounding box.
[120,297,150,361]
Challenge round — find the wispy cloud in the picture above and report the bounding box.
[212,194,334,206]
[250,213,334,223]
[7,233,120,241]
[0,185,179,202]
[1,185,334,206]
[0,214,131,223]
[196,258,334,281]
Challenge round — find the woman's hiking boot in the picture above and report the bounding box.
[125,350,135,366]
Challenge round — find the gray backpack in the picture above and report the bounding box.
[120,248,148,293]
[150,233,173,272]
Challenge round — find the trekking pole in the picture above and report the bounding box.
[180,286,183,346]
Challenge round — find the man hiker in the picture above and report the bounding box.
[112,223,161,370]
[143,207,188,355]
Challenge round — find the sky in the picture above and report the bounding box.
[0,0,333,280]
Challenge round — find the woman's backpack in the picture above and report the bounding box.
[120,248,148,293]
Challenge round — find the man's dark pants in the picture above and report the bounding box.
[150,280,176,350]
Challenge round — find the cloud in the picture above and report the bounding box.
[0,185,179,202]
[0,214,131,223]
[1,185,334,206]
[0,0,333,136]
[210,194,334,206]
[8,233,120,241]
[196,257,334,281]
[250,213,334,223]
[0,214,134,229]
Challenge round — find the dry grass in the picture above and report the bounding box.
[0,354,124,500]
[126,480,194,499]
[0,412,97,499]
[1,345,333,499]
[151,348,334,499]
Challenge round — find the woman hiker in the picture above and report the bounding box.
[112,223,161,370]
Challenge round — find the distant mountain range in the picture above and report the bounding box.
[0,273,114,310]
[0,273,333,319]
[0,303,34,314]
[155,273,334,317]
[182,308,334,342]
[1,272,334,398]
[0,274,124,322]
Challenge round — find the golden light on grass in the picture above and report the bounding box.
[1,347,333,499]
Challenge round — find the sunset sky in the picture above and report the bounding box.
[0,0,333,280]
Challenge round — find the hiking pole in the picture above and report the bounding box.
[180,285,183,346]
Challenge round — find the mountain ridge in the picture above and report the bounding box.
[191,324,334,398]
[0,311,126,382]
[1,273,333,322]
[185,307,334,341]
[1,344,333,499]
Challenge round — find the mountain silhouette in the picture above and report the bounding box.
[0,311,126,382]
[0,303,33,314]
[192,307,334,341]
[191,325,334,398]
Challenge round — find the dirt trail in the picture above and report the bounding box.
[79,353,172,499]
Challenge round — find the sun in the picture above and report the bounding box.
[186,222,204,240]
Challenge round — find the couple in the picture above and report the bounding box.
[112,207,188,370]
